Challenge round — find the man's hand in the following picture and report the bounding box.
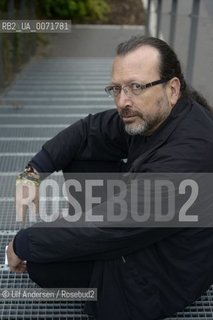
[6,240,27,273]
[15,182,39,224]
[15,166,40,224]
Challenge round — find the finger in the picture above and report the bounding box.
[9,266,16,272]
[14,266,27,273]
[16,264,27,273]
[16,184,35,223]
[16,200,27,223]
[30,199,38,222]
[31,187,39,219]
[9,261,27,273]
[34,194,40,219]
[35,188,40,213]
[16,186,27,223]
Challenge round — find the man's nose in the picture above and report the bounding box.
[116,89,133,109]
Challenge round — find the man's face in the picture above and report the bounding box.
[111,45,174,135]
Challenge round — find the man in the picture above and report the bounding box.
[7,36,213,320]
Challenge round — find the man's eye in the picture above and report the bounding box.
[131,83,141,90]
[112,86,121,93]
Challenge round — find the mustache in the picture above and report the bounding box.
[119,108,142,118]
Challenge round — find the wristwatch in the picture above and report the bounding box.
[16,164,41,187]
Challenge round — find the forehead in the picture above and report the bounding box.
[112,45,160,82]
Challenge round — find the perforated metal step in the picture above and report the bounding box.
[0,127,64,138]
[0,141,44,153]
[0,155,35,172]
[0,301,88,320]
[0,107,110,114]
[0,57,103,320]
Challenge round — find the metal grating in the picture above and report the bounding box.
[0,201,69,231]
[0,57,101,319]
[0,141,44,152]
[0,56,213,319]
[0,117,86,125]
[0,176,16,197]
[0,301,88,320]
[0,234,17,263]
[0,127,63,138]
[0,203,19,231]
[165,286,213,319]
[1,98,112,106]
[0,107,110,114]
[0,156,35,172]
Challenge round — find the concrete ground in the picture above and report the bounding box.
[43,24,145,58]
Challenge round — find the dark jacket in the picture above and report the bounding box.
[15,96,213,319]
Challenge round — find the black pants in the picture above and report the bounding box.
[27,160,126,288]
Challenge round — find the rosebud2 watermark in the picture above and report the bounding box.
[14,173,213,227]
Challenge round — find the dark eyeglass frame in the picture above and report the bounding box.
[105,79,169,98]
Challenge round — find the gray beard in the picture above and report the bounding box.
[124,122,148,135]
[122,95,171,136]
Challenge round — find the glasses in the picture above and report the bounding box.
[105,79,169,98]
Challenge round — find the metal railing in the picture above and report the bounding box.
[144,0,201,84]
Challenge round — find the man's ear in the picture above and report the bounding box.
[166,77,181,106]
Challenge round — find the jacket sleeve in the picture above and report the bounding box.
[14,222,179,263]
[29,109,129,173]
